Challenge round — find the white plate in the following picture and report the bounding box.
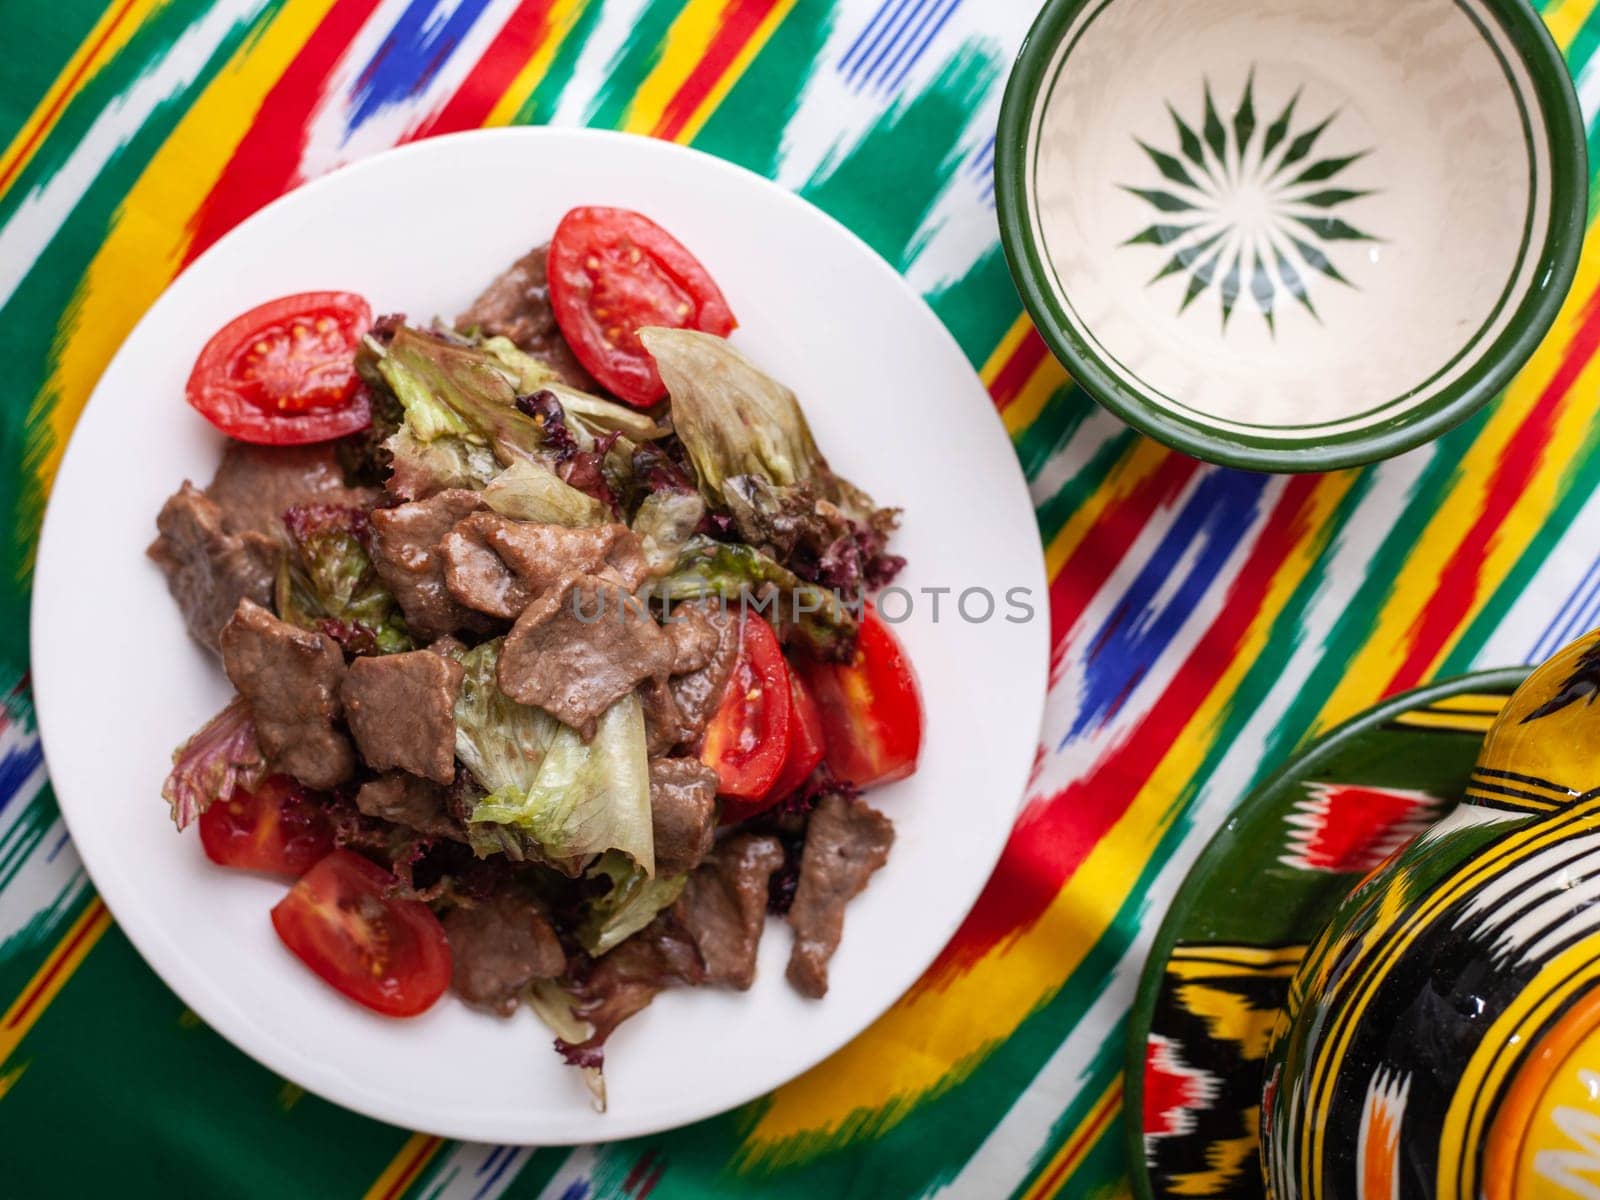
[30,128,1048,1145]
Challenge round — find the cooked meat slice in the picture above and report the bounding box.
[219,598,354,789]
[442,514,651,619]
[558,914,706,1066]
[443,887,566,1016]
[674,834,784,989]
[649,757,719,875]
[669,600,739,746]
[640,678,689,757]
[355,772,464,841]
[665,603,721,674]
[206,441,378,542]
[340,651,464,784]
[497,573,674,733]
[785,792,894,998]
[149,484,280,653]
[368,489,493,640]
[455,243,596,389]
[425,634,466,659]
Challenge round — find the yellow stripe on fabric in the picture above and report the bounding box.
[619,0,737,136]
[1168,943,1307,968]
[671,0,798,145]
[30,0,341,498]
[0,0,162,205]
[0,899,112,1070]
[1311,229,1600,734]
[1003,353,1071,439]
[1542,0,1600,51]
[361,1133,444,1200]
[980,312,1034,388]
[1044,437,1171,581]
[1019,1076,1123,1200]
[1428,694,1513,713]
[1389,711,1497,733]
[482,0,587,127]
[738,474,1351,1158]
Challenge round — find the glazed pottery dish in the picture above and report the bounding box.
[1127,670,1526,1200]
[997,0,1587,471]
[28,128,1049,1144]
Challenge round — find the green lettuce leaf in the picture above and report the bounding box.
[647,535,857,657]
[275,507,412,654]
[453,639,560,797]
[575,851,687,957]
[378,326,547,462]
[471,692,655,876]
[482,458,606,527]
[632,490,706,570]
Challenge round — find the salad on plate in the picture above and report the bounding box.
[147,206,923,1107]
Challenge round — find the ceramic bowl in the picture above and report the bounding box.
[1263,630,1600,1199]
[996,0,1587,472]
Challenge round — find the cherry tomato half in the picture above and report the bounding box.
[271,850,452,1018]
[700,614,791,801]
[548,207,736,407]
[198,775,334,876]
[722,670,825,824]
[186,291,372,445]
[799,605,924,790]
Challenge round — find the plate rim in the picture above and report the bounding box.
[28,125,1051,1144]
[1122,665,1531,1199]
[993,0,1588,473]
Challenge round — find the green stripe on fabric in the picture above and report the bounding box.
[0,866,92,1015]
[513,0,608,126]
[690,1,835,179]
[0,1,278,681]
[2,925,406,1198]
[1016,381,1095,480]
[800,45,998,272]
[0,0,109,150]
[1006,1029,1127,1200]
[929,246,1027,369]
[582,0,686,130]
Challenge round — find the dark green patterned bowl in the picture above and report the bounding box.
[996,0,1586,472]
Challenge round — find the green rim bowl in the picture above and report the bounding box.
[996,0,1588,473]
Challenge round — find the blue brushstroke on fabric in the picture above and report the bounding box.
[1063,469,1270,744]
[848,0,921,87]
[1534,555,1600,661]
[839,0,895,75]
[473,1147,521,1199]
[0,736,44,819]
[476,1146,506,1177]
[346,0,497,131]
[884,0,961,92]
[557,1181,589,1200]
[45,828,71,864]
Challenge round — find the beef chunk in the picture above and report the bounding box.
[640,678,689,757]
[441,514,651,619]
[368,489,492,640]
[149,484,279,653]
[425,634,466,659]
[206,441,378,542]
[340,651,464,784]
[669,600,739,746]
[665,603,721,674]
[456,244,596,389]
[785,792,894,998]
[219,599,354,789]
[497,573,674,733]
[443,887,566,1016]
[649,757,719,875]
[355,772,464,841]
[674,834,784,989]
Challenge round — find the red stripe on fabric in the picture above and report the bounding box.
[929,473,1322,975]
[1032,1083,1122,1199]
[180,0,384,268]
[988,326,1050,411]
[651,0,780,142]
[405,0,558,140]
[372,1138,440,1200]
[1384,284,1600,694]
[621,1151,657,1195]
[4,901,106,1029]
[0,0,139,197]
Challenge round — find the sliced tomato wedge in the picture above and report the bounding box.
[271,850,451,1018]
[722,669,825,824]
[198,775,333,876]
[700,614,791,801]
[799,605,924,789]
[547,207,736,407]
[187,291,372,445]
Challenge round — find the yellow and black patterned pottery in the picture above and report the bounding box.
[1264,631,1600,1199]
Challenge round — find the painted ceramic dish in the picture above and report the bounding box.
[996,0,1587,471]
[1126,668,1528,1200]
